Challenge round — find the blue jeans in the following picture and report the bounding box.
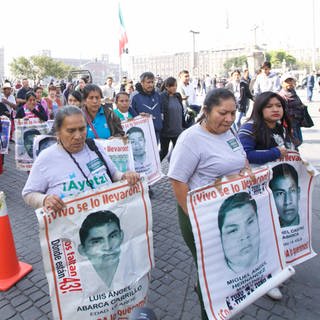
[307,86,314,101]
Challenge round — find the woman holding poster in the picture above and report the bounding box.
[22,106,139,211]
[168,88,250,320]
[15,91,48,121]
[238,91,296,165]
[238,91,296,300]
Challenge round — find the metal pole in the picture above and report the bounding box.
[312,0,316,71]
[190,30,200,77]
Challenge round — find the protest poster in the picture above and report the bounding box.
[14,119,49,170]
[187,167,294,319]
[33,135,57,159]
[0,116,11,154]
[267,150,318,266]
[47,119,55,132]
[98,138,135,173]
[36,177,154,320]
[121,116,162,185]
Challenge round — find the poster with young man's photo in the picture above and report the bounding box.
[122,116,163,185]
[0,116,11,154]
[36,177,154,320]
[98,137,135,173]
[187,167,294,319]
[15,118,49,171]
[267,150,318,266]
[33,135,57,159]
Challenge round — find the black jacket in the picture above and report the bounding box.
[226,80,253,112]
[16,104,48,121]
[160,91,186,135]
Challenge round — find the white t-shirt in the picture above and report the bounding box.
[1,94,16,113]
[22,140,119,199]
[168,124,247,190]
[177,82,196,107]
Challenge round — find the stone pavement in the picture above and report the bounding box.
[0,91,319,320]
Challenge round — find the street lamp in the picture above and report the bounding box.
[190,30,200,76]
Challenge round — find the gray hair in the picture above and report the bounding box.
[53,105,85,133]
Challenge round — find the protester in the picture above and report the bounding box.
[238,91,295,165]
[278,73,304,146]
[306,71,315,102]
[16,91,48,121]
[63,82,74,102]
[253,61,280,96]
[168,88,249,320]
[101,76,116,109]
[159,77,185,161]
[34,86,48,115]
[67,90,82,107]
[43,85,63,120]
[75,77,88,96]
[22,106,139,211]
[177,69,201,115]
[125,83,135,101]
[129,72,163,143]
[16,78,31,108]
[114,92,133,121]
[225,69,253,130]
[1,82,16,139]
[82,84,124,139]
[238,91,296,300]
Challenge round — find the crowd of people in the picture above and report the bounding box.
[0,60,314,319]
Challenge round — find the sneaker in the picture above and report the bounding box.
[266,287,282,300]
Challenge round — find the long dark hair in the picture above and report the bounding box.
[249,91,292,147]
[197,88,236,123]
[160,77,177,92]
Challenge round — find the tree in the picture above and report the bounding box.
[265,50,297,69]
[10,55,74,81]
[223,56,248,72]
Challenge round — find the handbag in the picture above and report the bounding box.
[300,105,314,128]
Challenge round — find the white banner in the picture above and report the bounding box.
[187,167,293,319]
[33,135,57,159]
[36,178,154,320]
[121,116,162,185]
[267,150,318,265]
[98,138,135,173]
[0,116,11,154]
[14,119,49,171]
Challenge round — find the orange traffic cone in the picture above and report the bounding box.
[0,192,32,291]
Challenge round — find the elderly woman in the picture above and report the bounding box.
[168,88,249,320]
[82,84,124,139]
[22,106,139,211]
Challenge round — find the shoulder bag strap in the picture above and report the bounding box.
[86,138,112,181]
[83,108,100,139]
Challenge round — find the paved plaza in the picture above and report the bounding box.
[0,90,319,319]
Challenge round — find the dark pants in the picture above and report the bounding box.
[177,205,209,320]
[160,136,178,161]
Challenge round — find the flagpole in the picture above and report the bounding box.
[119,55,122,85]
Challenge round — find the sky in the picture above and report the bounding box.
[1,0,318,71]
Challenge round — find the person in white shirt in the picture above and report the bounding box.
[253,61,280,96]
[177,70,200,114]
[1,82,16,139]
[101,77,115,109]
